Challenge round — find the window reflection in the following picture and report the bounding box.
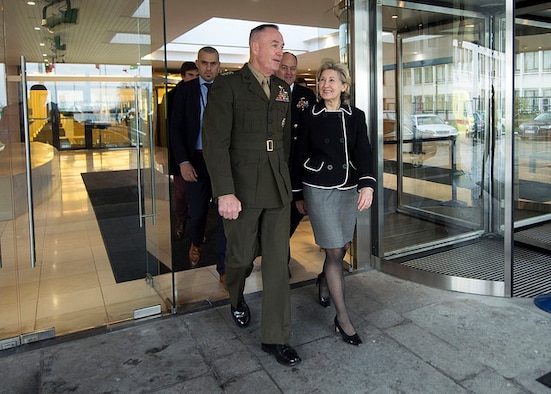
[26,63,152,150]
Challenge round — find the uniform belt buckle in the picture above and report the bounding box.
[266,139,274,152]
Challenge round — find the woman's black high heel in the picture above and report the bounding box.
[334,316,362,346]
[316,273,331,307]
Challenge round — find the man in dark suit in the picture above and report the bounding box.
[276,51,317,241]
[202,24,301,367]
[166,62,198,239]
[170,47,227,287]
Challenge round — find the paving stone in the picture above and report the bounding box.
[1,270,550,393]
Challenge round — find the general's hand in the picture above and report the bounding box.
[357,187,374,211]
[180,162,197,182]
[218,194,242,220]
[295,200,307,215]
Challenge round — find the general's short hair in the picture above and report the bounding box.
[249,24,279,44]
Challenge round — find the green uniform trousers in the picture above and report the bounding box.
[223,203,291,344]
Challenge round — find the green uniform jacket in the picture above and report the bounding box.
[202,64,292,209]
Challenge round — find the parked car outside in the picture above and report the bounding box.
[383,110,397,139]
[470,112,485,139]
[518,112,551,140]
[383,121,437,168]
[407,114,458,139]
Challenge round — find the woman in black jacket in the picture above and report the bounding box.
[292,60,376,346]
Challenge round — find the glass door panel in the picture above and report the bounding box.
[1,0,170,344]
[382,5,489,256]
[0,15,25,345]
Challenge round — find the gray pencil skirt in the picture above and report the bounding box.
[303,184,358,249]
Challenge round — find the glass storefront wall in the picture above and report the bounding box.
[0,0,342,346]
[26,65,153,150]
[0,0,168,348]
[2,0,549,348]
[366,0,550,298]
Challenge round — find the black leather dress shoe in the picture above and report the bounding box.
[175,218,185,239]
[261,343,301,366]
[230,300,250,328]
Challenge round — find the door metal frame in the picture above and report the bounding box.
[352,0,372,269]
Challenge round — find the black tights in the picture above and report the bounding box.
[320,246,356,336]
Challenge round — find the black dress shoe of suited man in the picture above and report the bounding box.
[261,343,301,366]
[230,300,250,328]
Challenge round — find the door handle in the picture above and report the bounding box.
[135,97,144,228]
[20,56,37,268]
[134,89,156,228]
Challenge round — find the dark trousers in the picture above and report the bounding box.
[173,175,188,222]
[215,211,226,275]
[223,203,291,344]
[186,151,225,274]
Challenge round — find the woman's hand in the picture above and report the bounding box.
[357,187,374,211]
[295,200,307,215]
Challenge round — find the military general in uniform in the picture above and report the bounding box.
[202,24,301,367]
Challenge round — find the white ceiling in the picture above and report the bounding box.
[6,0,340,74]
[6,0,551,76]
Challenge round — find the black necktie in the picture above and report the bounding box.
[201,83,211,110]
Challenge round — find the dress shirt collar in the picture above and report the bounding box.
[247,63,270,86]
[198,76,213,87]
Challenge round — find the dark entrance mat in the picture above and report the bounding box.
[537,370,551,389]
[82,169,219,282]
[82,170,160,282]
[384,160,550,202]
[517,179,551,203]
[384,160,465,187]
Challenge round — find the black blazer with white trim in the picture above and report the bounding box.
[291,102,376,201]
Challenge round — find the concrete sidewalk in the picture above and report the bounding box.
[1,269,551,393]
